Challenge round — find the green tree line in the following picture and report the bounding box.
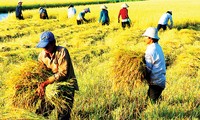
[0,0,143,13]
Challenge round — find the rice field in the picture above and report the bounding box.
[0,0,118,13]
[0,0,108,6]
[0,0,200,119]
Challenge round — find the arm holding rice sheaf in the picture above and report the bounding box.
[35,31,78,119]
[36,46,78,98]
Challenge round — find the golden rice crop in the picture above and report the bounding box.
[111,49,146,93]
[45,80,75,113]
[3,60,50,110]
[3,60,72,114]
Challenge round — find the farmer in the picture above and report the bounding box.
[35,31,79,119]
[142,27,166,103]
[39,7,49,19]
[76,8,90,25]
[68,4,76,18]
[98,5,110,25]
[157,10,173,31]
[15,0,24,20]
[118,3,130,29]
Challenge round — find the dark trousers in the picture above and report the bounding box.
[157,24,167,31]
[77,20,83,25]
[36,90,75,120]
[121,21,130,29]
[16,15,24,20]
[102,21,109,26]
[147,85,164,103]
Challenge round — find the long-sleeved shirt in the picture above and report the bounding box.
[158,13,173,27]
[68,7,76,18]
[98,9,109,23]
[16,5,22,17]
[38,46,79,90]
[77,11,87,21]
[118,8,129,22]
[145,43,166,88]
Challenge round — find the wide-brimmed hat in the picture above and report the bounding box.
[121,3,129,8]
[167,10,172,15]
[37,31,55,48]
[142,27,160,40]
[101,5,107,9]
[18,0,23,3]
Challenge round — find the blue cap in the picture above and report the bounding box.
[37,31,55,48]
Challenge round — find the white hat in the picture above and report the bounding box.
[167,10,172,13]
[18,0,23,3]
[167,10,172,15]
[121,3,129,8]
[101,5,107,9]
[142,27,160,40]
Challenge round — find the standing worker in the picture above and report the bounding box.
[142,27,166,103]
[118,3,130,29]
[39,7,49,19]
[35,31,79,119]
[157,10,173,31]
[98,5,110,26]
[68,4,76,18]
[76,8,90,25]
[15,0,24,20]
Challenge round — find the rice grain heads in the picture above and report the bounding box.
[2,60,72,114]
[111,49,146,94]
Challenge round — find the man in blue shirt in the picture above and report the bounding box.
[157,11,173,31]
[98,5,110,25]
[15,0,24,20]
[142,27,166,103]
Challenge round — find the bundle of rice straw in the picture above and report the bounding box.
[45,80,75,113]
[112,49,146,93]
[3,60,73,114]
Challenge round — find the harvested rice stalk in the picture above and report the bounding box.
[45,80,75,113]
[11,60,53,111]
[4,60,74,114]
[112,49,146,92]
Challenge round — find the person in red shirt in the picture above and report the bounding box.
[118,3,131,29]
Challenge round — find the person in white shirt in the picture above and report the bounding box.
[76,8,90,25]
[157,11,173,31]
[68,4,76,18]
[142,27,166,103]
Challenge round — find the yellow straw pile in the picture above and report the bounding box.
[112,50,146,93]
[3,60,71,114]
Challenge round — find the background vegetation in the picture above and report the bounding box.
[0,0,200,119]
[0,0,143,13]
